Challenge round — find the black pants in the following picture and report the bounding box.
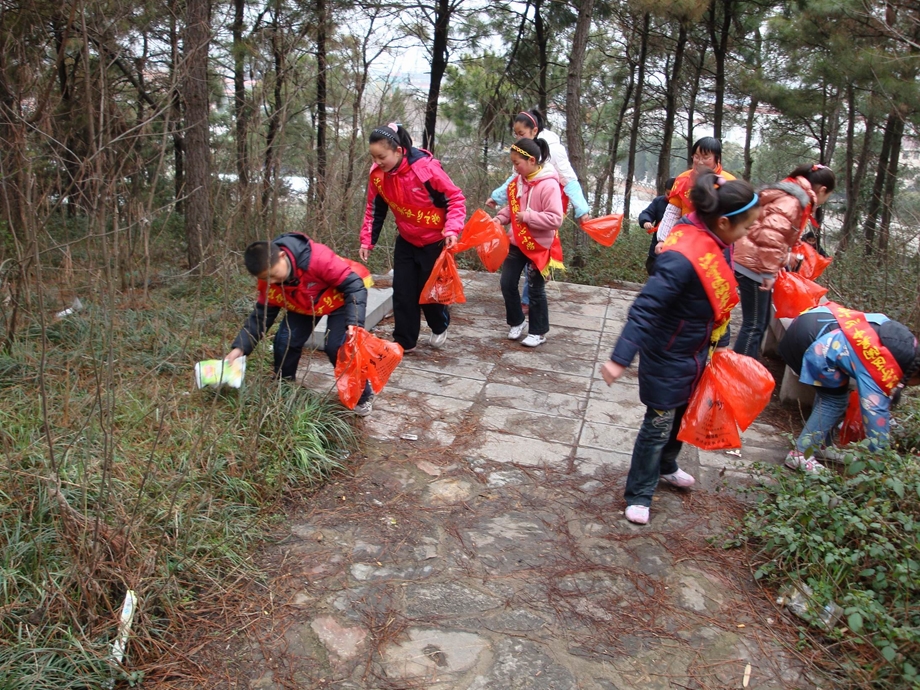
[733,272,773,359]
[646,236,658,276]
[500,245,549,336]
[273,307,371,401]
[392,235,450,349]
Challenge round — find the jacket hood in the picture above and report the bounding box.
[760,176,815,209]
[274,233,312,274]
[537,129,561,146]
[526,162,560,184]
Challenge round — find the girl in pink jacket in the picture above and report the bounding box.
[359,123,466,352]
[495,137,564,348]
[732,164,836,359]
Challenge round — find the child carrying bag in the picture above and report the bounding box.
[335,327,403,409]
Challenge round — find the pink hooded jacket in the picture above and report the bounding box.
[495,164,564,249]
[733,176,816,277]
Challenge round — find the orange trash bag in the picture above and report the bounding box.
[772,270,827,318]
[794,242,833,281]
[334,328,369,409]
[580,214,624,247]
[477,226,510,272]
[838,390,865,446]
[420,248,466,305]
[677,366,742,450]
[707,350,775,431]
[454,209,501,252]
[363,330,404,393]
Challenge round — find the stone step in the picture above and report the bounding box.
[306,286,394,349]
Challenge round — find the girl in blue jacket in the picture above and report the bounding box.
[601,172,761,525]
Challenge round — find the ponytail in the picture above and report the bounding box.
[369,122,413,152]
[789,163,836,193]
[513,108,545,134]
[511,137,549,165]
[690,170,758,231]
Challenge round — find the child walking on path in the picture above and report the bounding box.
[495,137,564,348]
[778,305,920,472]
[226,233,376,415]
[359,123,466,352]
[732,164,836,359]
[601,172,761,525]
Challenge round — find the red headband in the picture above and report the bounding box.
[519,111,538,129]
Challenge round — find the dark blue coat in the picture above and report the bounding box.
[610,223,731,409]
[638,195,668,228]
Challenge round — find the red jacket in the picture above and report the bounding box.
[360,148,466,249]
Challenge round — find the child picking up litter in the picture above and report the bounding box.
[601,172,761,525]
[226,233,376,416]
[778,305,920,472]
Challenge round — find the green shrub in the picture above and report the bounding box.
[726,448,920,688]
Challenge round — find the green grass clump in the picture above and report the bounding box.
[725,448,920,688]
[0,274,356,688]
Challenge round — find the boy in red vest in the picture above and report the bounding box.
[225,233,375,415]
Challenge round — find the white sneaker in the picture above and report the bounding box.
[353,393,375,417]
[508,321,526,340]
[429,329,448,348]
[660,468,695,488]
[625,505,650,525]
[521,334,546,348]
[784,450,825,473]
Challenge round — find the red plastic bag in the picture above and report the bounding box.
[580,214,624,247]
[707,350,775,431]
[838,390,865,446]
[454,209,500,252]
[364,331,403,393]
[477,228,510,272]
[772,271,827,318]
[334,328,369,409]
[677,367,742,450]
[420,248,466,305]
[794,242,833,281]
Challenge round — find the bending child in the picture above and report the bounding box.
[226,233,375,416]
[602,172,760,525]
[495,137,564,348]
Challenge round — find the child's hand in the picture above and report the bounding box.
[601,360,626,386]
[444,235,458,250]
[485,198,497,209]
[578,213,593,225]
[643,221,654,231]
[359,246,371,262]
[515,212,525,224]
[654,241,665,254]
[226,347,244,363]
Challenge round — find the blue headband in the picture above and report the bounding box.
[724,192,759,217]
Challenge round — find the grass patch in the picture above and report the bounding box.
[0,274,356,688]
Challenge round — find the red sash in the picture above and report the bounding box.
[507,176,564,274]
[370,168,445,229]
[259,260,373,317]
[662,225,738,337]
[825,302,903,394]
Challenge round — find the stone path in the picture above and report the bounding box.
[214,271,816,690]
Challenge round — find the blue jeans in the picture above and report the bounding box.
[500,245,549,335]
[521,270,530,306]
[733,272,773,359]
[624,405,687,507]
[795,386,849,453]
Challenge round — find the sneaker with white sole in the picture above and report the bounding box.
[508,321,526,340]
[429,329,448,348]
[625,505,650,525]
[521,333,546,348]
[660,468,695,488]
[784,450,825,473]
[353,393,375,417]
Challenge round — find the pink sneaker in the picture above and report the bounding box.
[784,451,825,473]
[625,505,650,525]
[660,468,695,488]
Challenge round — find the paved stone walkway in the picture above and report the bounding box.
[221,271,815,690]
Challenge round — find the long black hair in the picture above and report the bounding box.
[513,108,545,134]
[369,123,413,152]
[788,163,836,193]
[690,171,758,231]
[511,137,550,165]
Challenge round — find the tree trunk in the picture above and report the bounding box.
[534,0,548,114]
[184,0,212,271]
[623,12,650,228]
[877,113,903,256]
[315,0,327,206]
[601,71,634,216]
[656,22,686,193]
[742,96,757,182]
[565,0,596,210]
[170,6,185,215]
[863,110,897,254]
[233,0,250,214]
[685,45,706,164]
[261,17,283,225]
[423,0,450,152]
[838,90,875,252]
[707,0,733,140]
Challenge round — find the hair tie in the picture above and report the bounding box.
[519,111,538,130]
[387,122,400,132]
[511,143,535,160]
[811,163,827,171]
[724,192,759,217]
[715,176,727,187]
